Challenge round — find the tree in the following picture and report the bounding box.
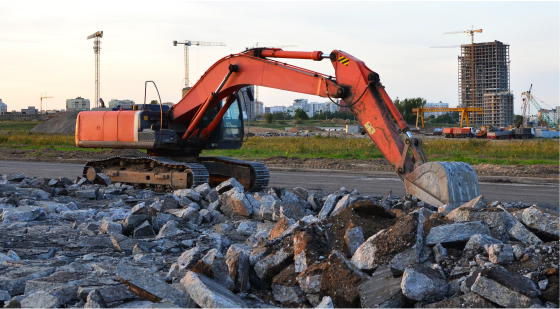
[294,108,309,120]
[150,100,158,105]
[264,113,273,124]
[514,114,523,127]
[394,97,426,124]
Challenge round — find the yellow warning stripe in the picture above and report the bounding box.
[338,55,350,66]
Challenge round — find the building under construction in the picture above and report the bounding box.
[458,40,513,127]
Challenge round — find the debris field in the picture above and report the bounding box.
[0,173,558,308]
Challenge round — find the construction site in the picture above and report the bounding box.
[0,5,558,307]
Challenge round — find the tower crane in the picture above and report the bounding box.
[173,40,226,96]
[444,26,482,110]
[87,31,103,108]
[40,93,53,114]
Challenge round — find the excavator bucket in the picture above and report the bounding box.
[404,161,480,208]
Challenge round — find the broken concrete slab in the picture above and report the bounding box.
[509,221,543,245]
[219,188,252,218]
[116,260,195,307]
[401,263,448,302]
[84,289,108,308]
[521,206,559,239]
[225,250,249,293]
[318,194,339,219]
[471,266,542,307]
[254,246,293,283]
[177,246,204,270]
[0,266,56,295]
[20,291,61,308]
[191,249,234,291]
[358,265,406,308]
[111,234,139,255]
[345,226,365,256]
[464,234,503,252]
[180,271,246,308]
[100,217,122,235]
[488,243,514,264]
[271,284,306,306]
[330,194,358,217]
[215,178,244,195]
[1,206,46,223]
[425,221,491,245]
[423,292,495,308]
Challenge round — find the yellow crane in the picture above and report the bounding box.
[40,93,53,114]
[413,107,483,128]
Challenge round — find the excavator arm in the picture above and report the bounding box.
[169,48,480,207]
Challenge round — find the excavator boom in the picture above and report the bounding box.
[76,48,480,206]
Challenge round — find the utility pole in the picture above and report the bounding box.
[40,93,53,114]
[173,40,226,97]
[87,31,103,108]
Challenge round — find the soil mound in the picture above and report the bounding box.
[31,111,80,134]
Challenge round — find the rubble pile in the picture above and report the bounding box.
[0,173,558,308]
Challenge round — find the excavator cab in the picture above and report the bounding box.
[201,94,244,150]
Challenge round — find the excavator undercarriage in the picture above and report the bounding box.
[84,156,269,192]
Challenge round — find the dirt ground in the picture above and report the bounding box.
[0,148,557,179]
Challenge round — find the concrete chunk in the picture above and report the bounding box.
[219,188,252,218]
[116,261,195,307]
[488,243,514,264]
[401,263,448,302]
[180,271,246,308]
[358,265,406,308]
[426,221,490,245]
[1,206,46,222]
[471,271,541,307]
[216,178,244,195]
[191,249,234,291]
[345,226,365,256]
[521,206,559,239]
[318,194,339,219]
[509,221,543,245]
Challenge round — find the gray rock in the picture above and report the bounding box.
[1,206,46,222]
[111,234,139,255]
[307,195,321,212]
[61,209,96,221]
[216,178,244,195]
[425,221,490,245]
[194,183,211,197]
[0,266,56,295]
[433,243,448,263]
[509,222,543,245]
[96,173,112,186]
[296,274,321,294]
[206,189,220,204]
[345,226,364,256]
[35,201,64,213]
[254,247,293,281]
[225,250,249,292]
[84,290,107,308]
[173,188,201,202]
[521,206,559,239]
[131,202,148,215]
[277,200,306,221]
[6,173,25,182]
[156,220,181,239]
[20,291,61,308]
[81,222,101,236]
[471,267,542,307]
[292,187,309,200]
[358,265,406,308]
[316,296,334,308]
[116,261,195,307]
[180,271,247,308]
[465,234,503,252]
[135,189,155,199]
[253,194,279,221]
[178,247,204,270]
[133,220,155,238]
[306,293,321,307]
[512,244,526,260]
[245,194,261,218]
[272,284,306,305]
[76,189,98,199]
[446,207,509,241]
[183,207,202,225]
[237,221,257,236]
[401,263,448,302]
[422,292,495,308]
[0,290,10,302]
[488,244,514,264]
[219,188,252,218]
[99,217,122,235]
[191,249,234,290]
[318,194,339,219]
[330,194,358,217]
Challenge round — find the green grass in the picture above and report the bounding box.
[0,119,44,131]
[203,136,560,165]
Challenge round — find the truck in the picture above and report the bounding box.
[452,127,474,138]
[443,127,454,138]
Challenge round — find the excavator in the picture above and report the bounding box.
[75,48,480,207]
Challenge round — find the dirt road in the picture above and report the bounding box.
[1,160,558,205]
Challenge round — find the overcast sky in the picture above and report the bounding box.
[1,1,558,113]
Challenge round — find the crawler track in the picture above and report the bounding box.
[83,156,269,191]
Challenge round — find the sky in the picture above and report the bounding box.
[0,1,558,114]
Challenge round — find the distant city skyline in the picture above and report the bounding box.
[0,1,558,114]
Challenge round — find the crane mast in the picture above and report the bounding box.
[173,40,226,94]
[87,31,103,108]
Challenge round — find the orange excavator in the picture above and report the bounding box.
[76,48,480,207]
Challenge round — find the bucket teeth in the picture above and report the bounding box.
[404,161,480,207]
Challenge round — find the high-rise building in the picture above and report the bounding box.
[21,106,38,114]
[66,97,90,111]
[238,86,256,118]
[458,40,513,126]
[0,99,7,114]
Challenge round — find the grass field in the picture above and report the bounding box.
[0,120,557,165]
[202,136,559,165]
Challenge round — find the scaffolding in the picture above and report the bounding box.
[458,41,512,126]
